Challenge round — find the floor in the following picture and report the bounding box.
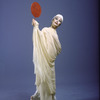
[0,82,99,100]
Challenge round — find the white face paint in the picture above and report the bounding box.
[51,16,62,29]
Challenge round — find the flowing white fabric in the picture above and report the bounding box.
[32,23,61,95]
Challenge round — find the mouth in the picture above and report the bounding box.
[54,22,58,25]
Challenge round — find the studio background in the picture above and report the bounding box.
[0,0,99,100]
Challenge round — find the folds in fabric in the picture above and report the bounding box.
[32,26,61,94]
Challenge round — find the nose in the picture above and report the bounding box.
[56,20,58,24]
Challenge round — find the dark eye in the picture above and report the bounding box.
[55,17,58,20]
[59,20,62,23]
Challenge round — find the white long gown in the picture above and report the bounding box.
[32,22,61,100]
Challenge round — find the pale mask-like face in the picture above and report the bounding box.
[51,16,62,29]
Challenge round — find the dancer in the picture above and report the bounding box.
[31,14,63,100]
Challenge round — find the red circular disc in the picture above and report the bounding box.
[31,2,41,18]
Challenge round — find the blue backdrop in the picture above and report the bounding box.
[0,0,99,100]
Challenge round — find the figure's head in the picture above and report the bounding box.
[51,14,63,29]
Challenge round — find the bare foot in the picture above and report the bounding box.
[30,90,40,100]
[30,95,34,100]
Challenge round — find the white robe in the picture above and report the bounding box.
[32,24,61,97]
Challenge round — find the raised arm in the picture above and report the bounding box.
[32,18,42,44]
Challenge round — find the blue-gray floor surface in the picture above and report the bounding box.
[0,82,99,100]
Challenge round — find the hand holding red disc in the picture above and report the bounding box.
[31,2,41,18]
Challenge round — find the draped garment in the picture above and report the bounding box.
[32,25,61,94]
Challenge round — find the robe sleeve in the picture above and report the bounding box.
[32,21,42,43]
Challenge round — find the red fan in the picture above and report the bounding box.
[31,2,41,18]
